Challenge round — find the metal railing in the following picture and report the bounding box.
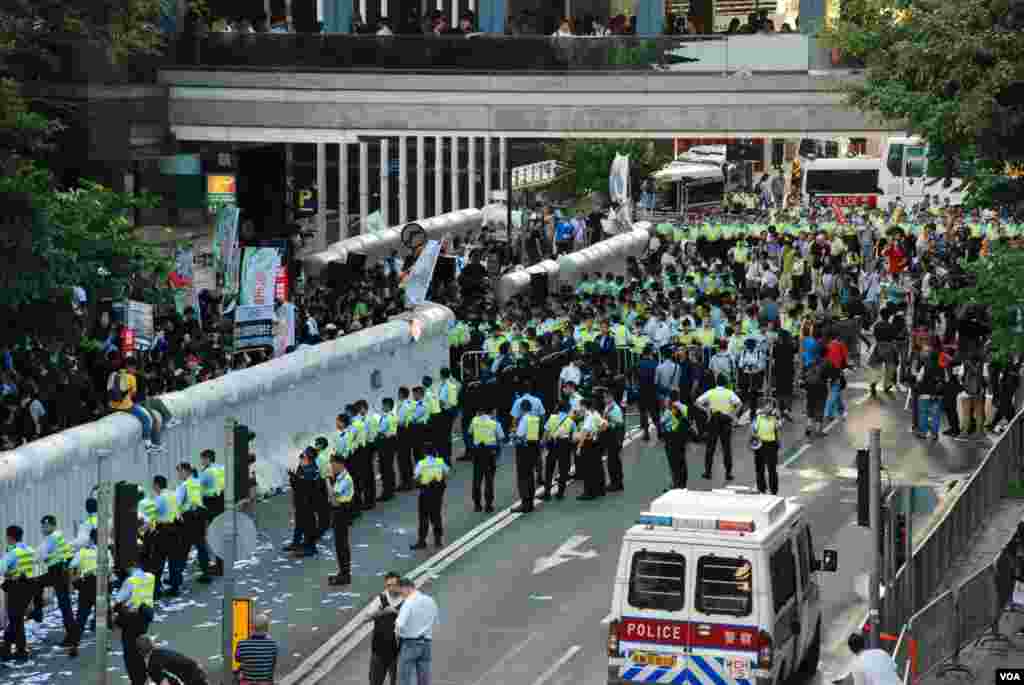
[886,407,1024,681]
[168,33,842,73]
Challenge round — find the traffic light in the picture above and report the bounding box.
[233,423,255,503]
[856,448,870,527]
[113,481,140,571]
[894,513,908,567]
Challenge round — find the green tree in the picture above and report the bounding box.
[541,139,673,199]
[819,0,1024,208]
[933,245,1024,361]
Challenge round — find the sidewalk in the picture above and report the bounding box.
[917,494,1024,685]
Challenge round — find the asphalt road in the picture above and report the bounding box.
[1,381,988,685]
[314,383,986,685]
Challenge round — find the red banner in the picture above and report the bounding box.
[830,197,848,225]
[820,194,878,208]
[275,268,288,302]
[120,327,136,354]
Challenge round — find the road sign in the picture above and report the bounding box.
[532,535,598,575]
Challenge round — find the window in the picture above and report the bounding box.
[696,555,752,617]
[797,526,812,591]
[905,146,927,178]
[629,551,686,611]
[685,180,725,207]
[770,541,797,612]
[887,143,905,178]
[805,169,881,195]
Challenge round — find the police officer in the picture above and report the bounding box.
[350,402,371,511]
[328,453,355,586]
[751,400,782,495]
[542,399,575,500]
[660,391,690,490]
[32,514,77,646]
[198,449,225,580]
[513,399,542,514]
[437,368,461,463]
[314,436,334,539]
[71,497,99,549]
[377,398,399,501]
[410,386,430,462]
[147,475,183,597]
[365,400,383,500]
[696,375,742,481]
[68,528,108,654]
[575,398,606,500]
[601,388,626,492]
[423,376,446,463]
[410,441,451,550]
[396,387,416,490]
[113,562,156,685]
[1,525,35,662]
[468,407,504,513]
[175,462,206,584]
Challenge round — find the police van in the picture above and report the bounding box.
[607,488,838,685]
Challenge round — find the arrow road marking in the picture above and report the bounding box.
[531,645,582,685]
[532,535,599,575]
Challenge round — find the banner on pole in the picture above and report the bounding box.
[402,240,442,307]
[273,302,297,357]
[213,206,241,296]
[234,304,275,350]
[239,248,281,306]
[112,300,155,351]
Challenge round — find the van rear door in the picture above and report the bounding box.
[616,541,690,683]
[688,545,759,685]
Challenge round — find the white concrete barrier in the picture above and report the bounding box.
[0,304,454,550]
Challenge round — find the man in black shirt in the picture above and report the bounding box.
[136,635,209,685]
[361,572,403,685]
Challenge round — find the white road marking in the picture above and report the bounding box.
[799,480,831,494]
[600,613,614,625]
[468,633,541,685]
[531,645,583,685]
[823,418,840,434]
[782,444,811,468]
[533,535,599,575]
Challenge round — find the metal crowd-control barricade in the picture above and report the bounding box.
[460,350,488,384]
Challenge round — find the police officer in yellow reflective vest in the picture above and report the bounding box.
[377,398,400,501]
[328,454,355,586]
[542,399,575,500]
[146,475,183,598]
[751,401,782,495]
[32,514,77,646]
[468,407,505,513]
[198,449,225,580]
[113,562,156,685]
[175,462,206,585]
[1,525,36,662]
[696,375,743,482]
[410,442,451,551]
[438,368,461,464]
[396,387,416,491]
[513,399,542,514]
[659,391,690,490]
[423,376,446,464]
[68,528,109,653]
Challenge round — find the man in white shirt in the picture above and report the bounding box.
[559,358,582,389]
[847,633,902,685]
[395,577,439,685]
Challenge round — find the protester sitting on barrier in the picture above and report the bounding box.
[108,356,163,452]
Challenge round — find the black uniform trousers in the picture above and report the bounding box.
[738,371,764,421]
[33,562,75,638]
[603,425,625,489]
[515,442,540,512]
[704,413,734,477]
[754,441,780,494]
[663,431,688,489]
[369,652,399,685]
[332,506,352,577]
[351,447,374,509]
[315,477,332,539]
[544,440,572,496]
[581,442,606,497]
[472,446,498,508]
[181,509,207,563]
[377,436,398,499]
[417,482,445,544]
[74,574,97,641]
[396,428,415,489]
[202,494,225,567]
[119,606,154,685]
[3,578,33,653]
[429,413,449,463]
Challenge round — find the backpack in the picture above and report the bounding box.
[108,371,129,403]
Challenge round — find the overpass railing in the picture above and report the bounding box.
[168,33,839,73]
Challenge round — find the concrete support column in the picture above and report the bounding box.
[284,143,295,222]
[450,135,460,211]
[359,141,369,234]
[499,136,507,191]
[434,135,444,216]
[468,137,477,209]
[483,136,492,204]
[316,142,327,250]
[399,135,408,224]
[339,141,350,239]
[380,138,390,227]
[416,136,426,220]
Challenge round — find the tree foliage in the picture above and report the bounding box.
[933,245,1024,361]
[541,139,672,198]
[819,0,1024,208]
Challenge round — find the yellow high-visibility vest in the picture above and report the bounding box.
[755,415,778,442]
[471,416,498,446]
[127,572,156,608]
[525,415,541,442]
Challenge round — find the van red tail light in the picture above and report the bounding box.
[757,630,774,669]
[608,620,621,656]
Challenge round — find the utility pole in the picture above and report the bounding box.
[868,428,882,648]
[95,448,112,685]
[506,164,513,245]
[903,484,914,614]
[222,417,237,685]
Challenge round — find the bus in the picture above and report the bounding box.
[802,137,969,208]
[650,145,743,214]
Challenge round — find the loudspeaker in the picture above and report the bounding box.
[530,272,549,305]
[114,481,140,571]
